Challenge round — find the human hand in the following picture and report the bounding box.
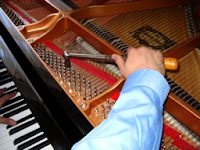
[0,88,17,126]
[112,47,165,78]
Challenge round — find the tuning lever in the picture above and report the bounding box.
[63,51,178,71]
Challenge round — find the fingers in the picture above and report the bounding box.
[0,90,17,126]
[0,91,17,107]
[0,88,6,95]
[112,54,125,72]
[112,46,165,77]
[0,117,16,126]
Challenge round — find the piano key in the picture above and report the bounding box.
[0,109,33,133]
[40,144,54,150]
[0,62,5,70]
[10,109,32,123]
[2,95,24,109]
[0,81,15,89]
[7,114,34,129]
[2,103,27,117]
[16,132,44,148]
[0,117,35,139]
[0,67,7,73]
[28,139,53,150]
[23,138,50,150]
[3,104,29,118]
[0,70,10,80]
[14,128,42,145]
[0,100,26,114]
[0,123,40,149]
[1,85,18,96]
[0,76,13,86]
[0,124,9,135]
[17,133,46,150]
[9,118,37,135]
[4,85,17,92]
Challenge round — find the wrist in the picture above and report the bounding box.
[122,69,170,105]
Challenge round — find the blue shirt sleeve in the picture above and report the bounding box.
[71,69,170,150]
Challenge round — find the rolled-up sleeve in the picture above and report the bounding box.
[72,69,170,150]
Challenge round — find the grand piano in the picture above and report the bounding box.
[0,0,200,149]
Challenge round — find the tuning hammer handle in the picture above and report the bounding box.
[107,55,178,71]
[164,57,179,71]
[63,52,178,71]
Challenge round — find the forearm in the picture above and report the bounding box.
[72,69,170,150]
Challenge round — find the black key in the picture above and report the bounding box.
[0,71,9,80]
[2,96,23,108]
[0,76,12,86]
[17,133,46,150]
[3,104,28,118]
[7,114,34,129]
[29,139,50,150]
[0,62,5,70]
[16,114,34,125]
[9,118,37,135]
[14,128,42,145]
[1,86,18,96]
[4,85,16,92]
[0,100,26,114]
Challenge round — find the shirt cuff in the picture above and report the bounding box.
[122,69,170,106]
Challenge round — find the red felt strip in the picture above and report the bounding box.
[111,92,120,100]
[70,58,117,85]
[163,124,198,150]
[5,0,33,23]
[44,40,118,85]
[43,40,64,56]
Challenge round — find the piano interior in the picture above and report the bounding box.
[0,0,200,149]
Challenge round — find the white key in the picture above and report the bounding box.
[0,124,7,134]
[23,138,48,150]
[15,132,43,147]
[10,109,32,122]
[0,123,40,149]
[0,125,10,137]
[0,81,15,89]
[4,86,17,94]
[0,110,32,134]
[1,92,22,110]
[0,67,7,73]
[2,103,27,116]
[0,139,16,150]
[9,92,21,100]
[9,117,35,131]
[1,98,24,110]
[0,117,34,144]
[40,144,54,150]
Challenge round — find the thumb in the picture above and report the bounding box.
[112,54,125,71]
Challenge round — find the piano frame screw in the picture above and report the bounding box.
[81,102,87,108]
[17,25,24,30]
[27,39,33,42]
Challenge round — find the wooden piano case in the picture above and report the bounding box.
[0,0,200,149]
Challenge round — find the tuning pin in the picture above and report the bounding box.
[100,103,105,111]
[94,107,99,114]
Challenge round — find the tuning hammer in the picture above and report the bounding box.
[63,51,178,71]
